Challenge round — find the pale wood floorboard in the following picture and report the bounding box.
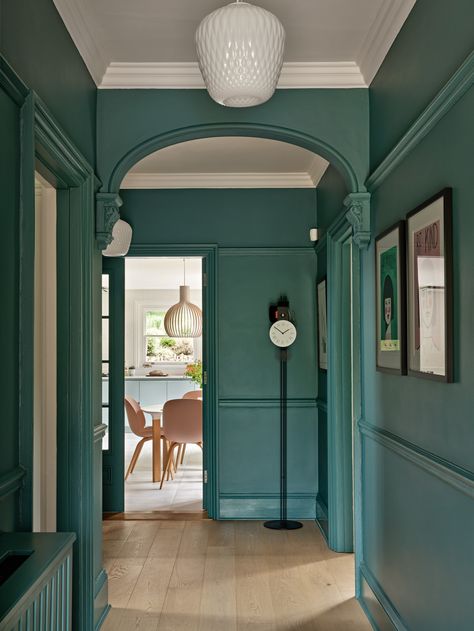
[101,520,370,631]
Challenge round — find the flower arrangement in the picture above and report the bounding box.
[185,360,202,387]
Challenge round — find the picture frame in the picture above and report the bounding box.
[406,188,453,382]
[375,221,407,375]
[317,278,328,371]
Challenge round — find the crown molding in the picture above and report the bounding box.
[120,172,320,189]
[100,61,367,89]
[52,0,107,84]
[307,156,329,186]
[358,0,416,85]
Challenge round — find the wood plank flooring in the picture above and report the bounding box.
[101,520,370,630]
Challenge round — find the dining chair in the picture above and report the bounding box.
[177,390,203,466]
[160,399,202,489]
[124,395,167,480]
[183,390,203,400]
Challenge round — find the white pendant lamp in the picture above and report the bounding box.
[103,219,133,257]
[195,1,285,108]
[164,259,202,338]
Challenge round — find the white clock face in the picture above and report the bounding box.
[269,321,297,348]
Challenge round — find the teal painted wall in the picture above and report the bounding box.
[0,0,96,165]
[0,83,21,532]
[369,0,474,170]
[314,165,348,521]
[121,189,319,518]
[362,1,474,627]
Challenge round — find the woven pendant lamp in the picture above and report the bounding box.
[164,260,202,338]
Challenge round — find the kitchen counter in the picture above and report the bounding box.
[102,375,193,381]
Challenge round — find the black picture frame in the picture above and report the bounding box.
[317,277,327,371]
[406,188,453,382]
[375,221,407,375]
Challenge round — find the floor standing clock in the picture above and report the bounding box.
[265,297,303,531]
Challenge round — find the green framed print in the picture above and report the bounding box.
[375,221,407,374]
[407,189,453,382]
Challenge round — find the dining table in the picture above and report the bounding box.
[141,403,166,483]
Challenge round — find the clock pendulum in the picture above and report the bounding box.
[265,297,303,531]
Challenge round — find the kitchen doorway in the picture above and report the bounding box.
[123,257,204,513]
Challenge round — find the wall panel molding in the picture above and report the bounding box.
[359,563,406,631]
[219,247,315,257]
[367,50,474,191]
[219,398,317,408]
[359,420,474,498]
[0,466,26,502]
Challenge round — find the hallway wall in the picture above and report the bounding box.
[361,0,474,627]
[121,187,320,518]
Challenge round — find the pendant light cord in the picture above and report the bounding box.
[183,257,186,286]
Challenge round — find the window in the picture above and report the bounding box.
[143,308,195,364]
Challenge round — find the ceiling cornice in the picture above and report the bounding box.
[53,0,108,84]
[53,0,417,89]
[121,172,322,189]
[100,62,366,89]
[357,0,417,85]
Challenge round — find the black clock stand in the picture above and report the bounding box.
[264,347,303,531]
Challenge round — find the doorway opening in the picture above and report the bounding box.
[32,172,57,532]
[124,256,204,513]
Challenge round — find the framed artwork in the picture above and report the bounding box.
[375,221,407,374]
[317,278,328,371]
[406,188,453,381]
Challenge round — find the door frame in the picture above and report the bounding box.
[125,244,219,517]
[316,198,367,555]
[17,87,106,629]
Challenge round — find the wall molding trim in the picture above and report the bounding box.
[94,423,108,443]
[219,398,317,408]
[0,466,26,502]
[219,493,317,519]
[121,171,321,190]
[359,420,474,499]
[100,61,367,90]
[359,563,407,631]
[219,247,315,257]
[367,49,474,191]
[357,0,416,85]
[316,398,328,412]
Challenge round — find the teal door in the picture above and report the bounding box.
[102,257,125,513]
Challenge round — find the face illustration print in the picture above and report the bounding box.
[383,274,394,340]
[418,256,445,374]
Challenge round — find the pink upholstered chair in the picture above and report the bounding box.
[183,390,203,400]
[160,399,202,489]
[124,395,165,480]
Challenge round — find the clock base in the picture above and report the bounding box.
[263,519,303,530]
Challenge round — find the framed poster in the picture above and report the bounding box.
[375,221,407,374]
[317,278,328,371]
[406,188,453,381]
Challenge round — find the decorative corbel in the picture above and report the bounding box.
[344,192,371,249]
[96,192,122,250]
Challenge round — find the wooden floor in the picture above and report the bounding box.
[102,520,370,630]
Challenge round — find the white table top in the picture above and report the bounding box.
[141,404,164,414]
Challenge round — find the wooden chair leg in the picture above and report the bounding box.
[180,443,187,465]
[160,442,178,490]
[125,437,148,480]
[175,444,183,471]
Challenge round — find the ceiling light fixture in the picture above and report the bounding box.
[195,0,285,108]
[102,219,133,257]
[164,259,202,338]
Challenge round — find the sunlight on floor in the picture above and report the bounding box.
[101,520,370,631]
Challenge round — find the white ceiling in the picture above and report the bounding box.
[121,136,329,189]
[125,257,203,290]
[53,0,416,87]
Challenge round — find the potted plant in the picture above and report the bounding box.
[185,360,202,387]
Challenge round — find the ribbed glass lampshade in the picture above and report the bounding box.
[164,286,202,338]
[103,219,133,257]
[195,1,285,108]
